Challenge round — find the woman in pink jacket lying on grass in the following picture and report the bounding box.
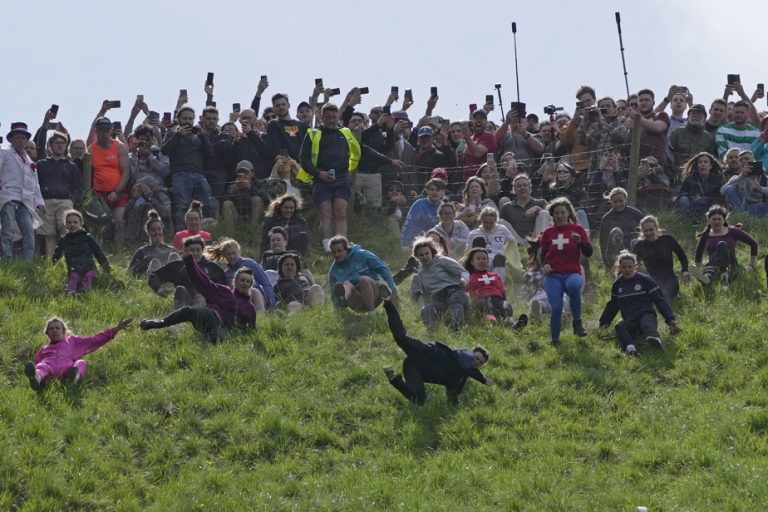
[24,317,133,390]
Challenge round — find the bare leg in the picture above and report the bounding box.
[333,198,349,236]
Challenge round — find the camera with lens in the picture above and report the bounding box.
[749,160,764,176]
[585,106,600,121]
[543,104,563,116]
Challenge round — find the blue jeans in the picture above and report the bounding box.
[720,185,768,215]
[171,171,213,227]
[543,273,583,341]
[0,201,36,259]
[677,195,710,218]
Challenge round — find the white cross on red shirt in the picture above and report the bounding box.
[478,274,496,285]
[552,233,569,250]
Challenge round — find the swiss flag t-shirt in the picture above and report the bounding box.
[540,223,589,274]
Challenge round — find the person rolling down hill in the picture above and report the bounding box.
[381,300,493,405]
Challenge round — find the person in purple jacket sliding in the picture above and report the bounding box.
[24,317,133,390]
[140,235,256,342]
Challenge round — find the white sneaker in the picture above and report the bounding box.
[322,238,331,254]
[625,344,638,356]
[720,272,729,292]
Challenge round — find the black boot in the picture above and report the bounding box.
[140,319,165,330]
[573,319,587,337]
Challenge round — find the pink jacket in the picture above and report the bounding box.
[34,328,117,365]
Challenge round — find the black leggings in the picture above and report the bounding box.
[163,306,225,342]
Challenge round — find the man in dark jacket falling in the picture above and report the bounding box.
[382,300,493,405]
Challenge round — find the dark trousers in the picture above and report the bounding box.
[163,306,224,342]
[703,241,734,279]
[615,313,659,350]
[650,271,679,300]
[385,301,435,405]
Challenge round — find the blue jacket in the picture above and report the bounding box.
[225,256,276,310]
[400,197,441,246]
[328,244,396,307]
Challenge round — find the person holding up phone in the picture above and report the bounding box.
[459,109,497,182]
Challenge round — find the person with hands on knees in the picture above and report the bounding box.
[328,235,398,314]
[381,299,492,406]
[690,204,758,290]
[141,252,256,343]
[0,122,47,259]
[539,197,592,345]
[52,210,111,295]
[24,317,133,391]
[598,251,681,356]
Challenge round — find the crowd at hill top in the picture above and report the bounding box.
[4,74,768,403]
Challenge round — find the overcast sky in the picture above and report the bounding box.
[2,0,766,142]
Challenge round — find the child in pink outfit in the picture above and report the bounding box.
[24,317,133,390]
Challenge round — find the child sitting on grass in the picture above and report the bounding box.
[24,317,133,390]
[464,247,527,329]
[52,209,111,294]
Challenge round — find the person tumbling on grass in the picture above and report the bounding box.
[328,235,398,314]
[24,317,133,390]
[598,251,681,356]
[51,209,111,295]
[381,300,492,405]
[140,241,256,342]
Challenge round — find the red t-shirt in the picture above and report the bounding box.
[462,131,497,181]
[540,223,589,275]
[466,271,506,300]
[640,111,670,164]
[173,229,212,250]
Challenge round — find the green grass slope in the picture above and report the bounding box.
[2,211,768,511]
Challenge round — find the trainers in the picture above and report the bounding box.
[354,191,366,214]
[625,344,639,356]
[334,282,348,307]
[573,319,587,337]
[689,266,710,285]
[322,238,332,254]
[485,314,498,323]
[24,362,41,391]
[646,336,663,349]
[512,314,528,331]
[140,319,164,330]
[405,256,419,273]
[382,365,396,381]
[64,367,80,385]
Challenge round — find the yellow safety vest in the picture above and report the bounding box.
[296,127,361,183]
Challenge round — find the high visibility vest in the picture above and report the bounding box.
[296,127,361,183]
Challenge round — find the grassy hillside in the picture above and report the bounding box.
[2,210,768,511]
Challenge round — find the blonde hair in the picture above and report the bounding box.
[207,237,240,262]
[44,316,70,337]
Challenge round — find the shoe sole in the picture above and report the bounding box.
[689,267,710,285]
[24,362,40,391]
[646,336,663,349]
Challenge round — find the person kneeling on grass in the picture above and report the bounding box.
[24,317,133,390]
[382,300,492,405]
[598,251,681,356]
[140,254,256,342]
[464,247,528,329]
[328,235,398,314]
